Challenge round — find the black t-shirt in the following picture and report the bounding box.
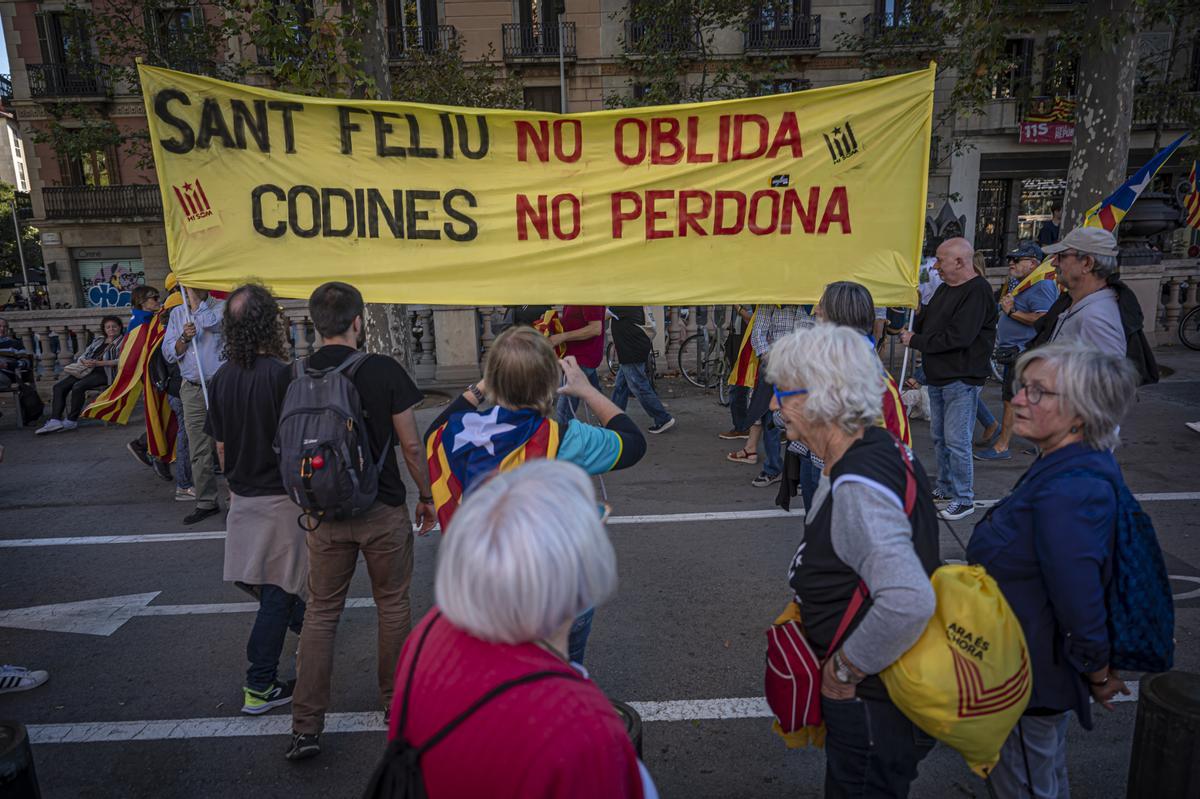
[511,305,552,326]
[306,345,423,507]
[608,306,652,365]
[204,356,292,497]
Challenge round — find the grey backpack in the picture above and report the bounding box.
[275,352,388,530]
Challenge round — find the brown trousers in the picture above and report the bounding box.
[291,501,414,735]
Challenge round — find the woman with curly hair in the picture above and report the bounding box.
[205,282,308,715]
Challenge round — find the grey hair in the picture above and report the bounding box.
[765,323,883,434]
[435,460,617,644]
[1090,253,1119,279]
[1013,341,1137,450]
[820,281,876,335]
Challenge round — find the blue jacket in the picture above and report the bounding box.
[966,442,1119,729]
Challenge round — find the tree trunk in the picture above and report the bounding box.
[358,2,416,374]
[1061,0,1141,228]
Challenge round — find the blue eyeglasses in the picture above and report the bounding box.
[773,387,808,405]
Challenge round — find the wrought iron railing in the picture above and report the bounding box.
[745,15,821,52]
[388,25,457,59]
[862,11,933,42]
[0,74,12,102]
[501,22,576,60]
[1132,91,1199,128]
[624,18,701,53]
[27,63,107,98]
[43,185,163,220]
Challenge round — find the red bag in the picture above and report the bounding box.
[765,434,916,745]
[764,582,866,740]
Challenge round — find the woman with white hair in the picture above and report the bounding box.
[370,461,654,799]
[768,323,939,797]
[967,343,1137,798]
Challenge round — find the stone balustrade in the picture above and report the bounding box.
[0,306,118,380]
[1157,260,1200,341]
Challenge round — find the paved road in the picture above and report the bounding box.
[1,348,1198,799]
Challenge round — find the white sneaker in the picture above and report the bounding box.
[175,486,196,502]
[0,665,49,693]
[60,420,78,431]
[34,419,63,435]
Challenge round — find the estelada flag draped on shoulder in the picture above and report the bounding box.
[531,309,567,357]
[426,406,561,530]
[1008,258,1057,299]
[727,310,759,388]
[81,308,178,460]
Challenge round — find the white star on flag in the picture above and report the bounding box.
[452,406,516,455]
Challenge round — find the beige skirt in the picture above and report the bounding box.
[224,492,310,600]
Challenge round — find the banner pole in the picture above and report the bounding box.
[179,285,210,409]
[897,308,916,387]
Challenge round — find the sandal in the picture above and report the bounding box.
[726,448,758,465]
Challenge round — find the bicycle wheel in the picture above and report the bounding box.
[1179,305,1200,351]
[679,333,707,387]
[717,363,731,406]
[607,341,619,375]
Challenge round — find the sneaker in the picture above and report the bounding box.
[930,488,953,506]
[973,448,1012,461]
[175,486,196,502]
[127,440,152,468]
[751,472,782,488]
[0,665,49,694]
[718,429,750,440]
[285,732,321,761]
[34,419,63,435]
[938,502,975,521]
[183,506,221,525]
[152,459,174,482]
[242,680,294,715]
[60,420,78,431]
[648,418,675,434]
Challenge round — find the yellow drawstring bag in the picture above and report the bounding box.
[880,564,1031,777]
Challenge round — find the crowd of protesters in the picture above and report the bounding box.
[6,214,1168,799]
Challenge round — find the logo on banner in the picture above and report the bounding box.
[823,122,860,165]
[172,179,220,233]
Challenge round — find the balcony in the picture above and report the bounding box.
[388,25,457,59]
[27,63,108,99]
[1132,91,1198,129]
[43,185,163,221]
[624,18,701,54]
[745,15,821,53]
[0,74,11,104]
[501,22,576,62]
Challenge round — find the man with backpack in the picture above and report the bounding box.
[285,281,437,762]
[205,284,307,717]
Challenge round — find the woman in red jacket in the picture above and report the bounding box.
[373,460,656,799]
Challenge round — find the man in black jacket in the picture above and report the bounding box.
[901,238,997,521]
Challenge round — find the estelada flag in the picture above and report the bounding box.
[82,308,178,460]
[882,372,911,447]
[1184,161,1200,231]
[1008,259,1058,299]
[426,405,561,530]
[531,309,567,357]
[727,310,759,388]
[1083,133,1189,231]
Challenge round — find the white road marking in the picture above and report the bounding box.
[4,491,1198,548]
[1170,575,1200,601]
[26,688,1140,745]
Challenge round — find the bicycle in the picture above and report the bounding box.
[678,306,732,404]
[1179,304,1200,351]
[606,341,657,392]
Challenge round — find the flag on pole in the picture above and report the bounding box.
[1184,161,1200,231]
[1083,133,1190,231]
[1009,259,1058,298]
[727,310,760,388]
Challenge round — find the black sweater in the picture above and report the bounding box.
[910,275,997,387]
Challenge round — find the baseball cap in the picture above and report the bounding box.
[1006,241,1044,262]
[1043,227,1118,257]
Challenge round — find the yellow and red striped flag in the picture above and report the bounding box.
[726,310,759,388]
[1184,161,1200,231]
[82,309,178,460]
[1008,259,1058,298]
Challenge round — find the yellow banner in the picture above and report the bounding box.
[140,63,934,306]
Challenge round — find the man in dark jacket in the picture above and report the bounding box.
[900,237,997,521]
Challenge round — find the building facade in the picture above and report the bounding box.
[1,0,1196,309]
